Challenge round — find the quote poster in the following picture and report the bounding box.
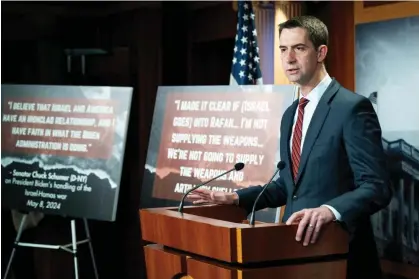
[1,84,132,221]
[140,85,296,222]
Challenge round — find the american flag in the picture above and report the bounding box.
[230,1,263,85]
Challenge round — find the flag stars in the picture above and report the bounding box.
[231,1,262,85]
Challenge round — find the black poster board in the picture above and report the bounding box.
[140,85,297,223]
[1,84,132,222]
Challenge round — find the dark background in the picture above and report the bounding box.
[1,1,358,279]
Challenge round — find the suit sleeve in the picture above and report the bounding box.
[235,174,287,215]
[326,98,393,226]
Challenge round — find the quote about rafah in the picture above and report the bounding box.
[167,99,272,194]
[2,100,115,157]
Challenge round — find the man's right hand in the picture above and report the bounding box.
[186,188,239,205]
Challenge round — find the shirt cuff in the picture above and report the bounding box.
[322,204,342,221]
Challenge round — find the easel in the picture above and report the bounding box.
[3,214,99,279]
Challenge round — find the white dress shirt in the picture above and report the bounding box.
[290,74,342,221]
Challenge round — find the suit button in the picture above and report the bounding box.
[292,195,297,200]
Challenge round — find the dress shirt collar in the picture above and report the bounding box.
[299,74,332,104]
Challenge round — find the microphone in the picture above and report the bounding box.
[178,162,245,213]
[249,161,286,226]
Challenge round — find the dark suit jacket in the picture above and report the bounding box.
[236,79,393,279]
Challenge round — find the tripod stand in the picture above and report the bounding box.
[3,214,99,279]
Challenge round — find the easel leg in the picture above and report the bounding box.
[3,214,28,279]
[83,218,99,279]
[71,219,79,279]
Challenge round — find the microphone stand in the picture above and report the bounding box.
[249,161,285,226]
[178,167,238,213]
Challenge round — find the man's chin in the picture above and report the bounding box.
[286,75,300,83]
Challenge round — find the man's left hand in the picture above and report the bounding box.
[285,206,335,246]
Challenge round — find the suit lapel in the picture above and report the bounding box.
[282,100,298,185]
[294,80,340,185]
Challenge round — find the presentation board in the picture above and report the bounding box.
[1,84,132,222]
[140,85,297,221]
[355,15,419,268]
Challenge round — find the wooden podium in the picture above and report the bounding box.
[139,205,349,279]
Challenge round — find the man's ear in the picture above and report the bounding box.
[317,45,328,63]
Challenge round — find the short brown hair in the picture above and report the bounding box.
[278,15,329,49]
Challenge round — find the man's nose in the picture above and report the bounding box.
[286,51,296,63]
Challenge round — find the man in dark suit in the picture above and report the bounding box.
[187,15,392,279]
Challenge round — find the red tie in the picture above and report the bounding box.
[291,98,309,181]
